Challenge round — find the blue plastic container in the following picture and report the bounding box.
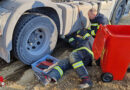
[31,55,59,75]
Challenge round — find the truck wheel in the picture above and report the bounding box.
[111,0,126,24]
[13,13,58,65]
[101,73,113,82]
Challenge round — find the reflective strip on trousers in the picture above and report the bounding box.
[72,61,84,69]
[91,30,96,36]
[69,38,75,43]
[54,66,63,77]
[73,47,94,57]
[83,33,91,39]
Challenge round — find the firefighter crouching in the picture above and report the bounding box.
[37,8,109,89]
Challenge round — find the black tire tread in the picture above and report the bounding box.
[28,9,60,31]
[13,14,37,59]
[13,13,54,64]
[111,0,126,24]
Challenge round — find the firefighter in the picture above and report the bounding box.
[37,8,109,88]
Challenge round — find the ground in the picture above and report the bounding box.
[0,14,130,90]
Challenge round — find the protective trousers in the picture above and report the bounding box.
[48,36,94,81]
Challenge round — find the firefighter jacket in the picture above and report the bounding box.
[65,13,109,48]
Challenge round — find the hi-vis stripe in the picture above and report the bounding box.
[72,61,84,69]
[91,23,100,29]
[77,30,81,34]
[69,38,75,42]
[91,23,99,26]
[73,47,94,57]
[83,33,91,39]
[54,66,63,77]
[97,25,100,29]
[91,30,96,36]
[88,27,91,30]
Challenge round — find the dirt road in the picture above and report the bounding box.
[0,14,130,90]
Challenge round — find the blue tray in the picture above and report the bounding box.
[31,55,59,75]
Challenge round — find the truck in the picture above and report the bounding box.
[0,0,128,65]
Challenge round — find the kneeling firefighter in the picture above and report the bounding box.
[37,8,109,89]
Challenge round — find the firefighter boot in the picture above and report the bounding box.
[74,66,93,89]
[47,66,63,84]
[69,52,93,89]
[48,59,71,83]
[79,76,93,89]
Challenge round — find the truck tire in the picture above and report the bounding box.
[13,13,58,65]
[111,0,126,24]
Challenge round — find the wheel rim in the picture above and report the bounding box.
[115,2,124,24]
[26,28,49,55]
